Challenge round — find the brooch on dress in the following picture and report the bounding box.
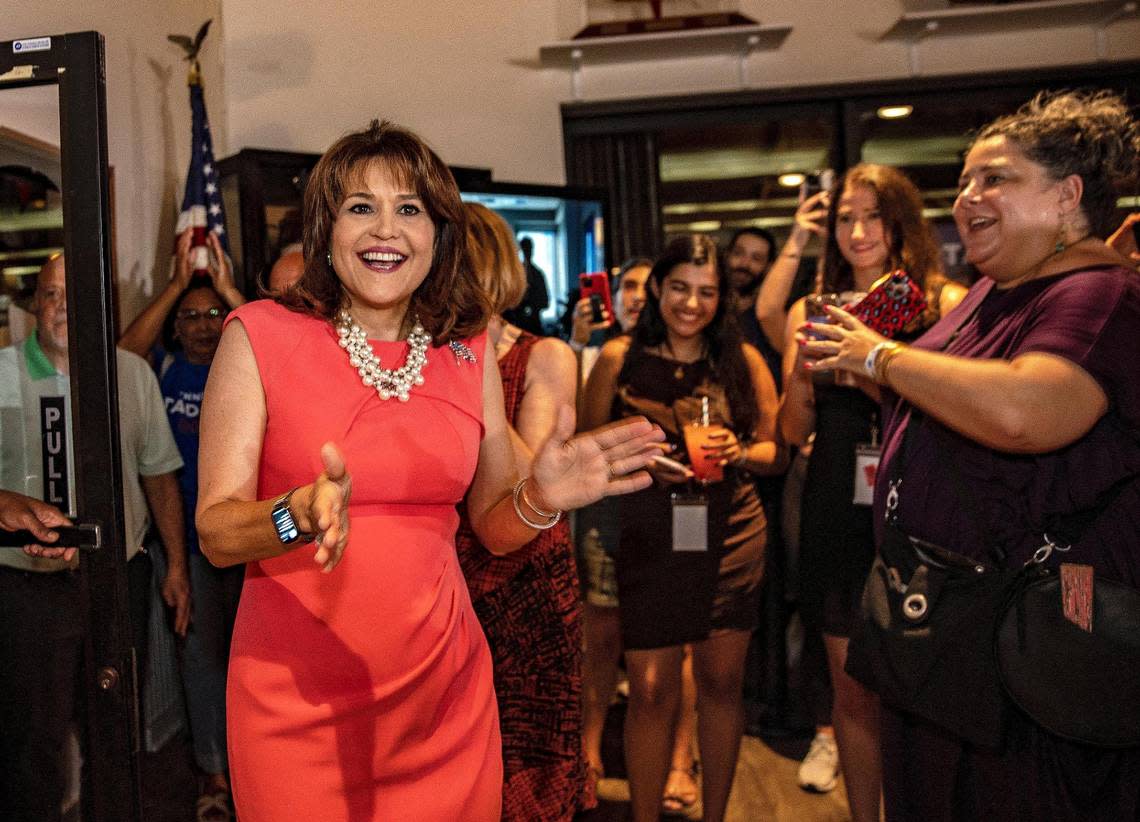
[449,340,478,364]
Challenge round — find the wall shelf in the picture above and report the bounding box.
[881,0,1138,74]
[539,23,792,99]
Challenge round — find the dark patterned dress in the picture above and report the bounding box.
[455,331,593,822]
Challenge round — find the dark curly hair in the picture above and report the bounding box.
[821,163,944,296]
[620,235,758,438]
[971,89,1140,238]
[279,119,490,343]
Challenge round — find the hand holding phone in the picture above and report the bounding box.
[579,272,614,325]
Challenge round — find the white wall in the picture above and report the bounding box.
[221,0,1140,189]
[9,1,1140,321]
[5,1,223,326]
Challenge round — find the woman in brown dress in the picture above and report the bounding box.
[582,234,786,822]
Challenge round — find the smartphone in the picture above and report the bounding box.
[579,272,614,324]
[800,169,835,202]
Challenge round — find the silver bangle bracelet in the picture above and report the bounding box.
[512,477,562,530]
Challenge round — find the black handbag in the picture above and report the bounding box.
[848,401,1140,749]
[848,524,1017,748]
[995,561,1140,748]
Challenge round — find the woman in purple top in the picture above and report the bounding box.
[797,89,1140,820]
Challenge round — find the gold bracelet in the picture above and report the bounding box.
[875,342,906,385]
[512,477,562,530]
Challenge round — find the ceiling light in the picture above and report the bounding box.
[778,173,806,188]
[877,105,914,120]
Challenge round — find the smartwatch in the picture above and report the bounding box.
[271,488,309,544]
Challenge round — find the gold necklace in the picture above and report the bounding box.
[663,338,703,380]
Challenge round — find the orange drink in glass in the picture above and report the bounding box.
[683,423,725,483]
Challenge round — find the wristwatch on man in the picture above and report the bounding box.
[271,487,310,544]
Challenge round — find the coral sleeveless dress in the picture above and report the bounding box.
[224,301,501,822]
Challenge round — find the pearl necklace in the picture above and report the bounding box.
[335,310,430,402]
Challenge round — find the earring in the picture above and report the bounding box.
[1054,219,1068,254]
[327,251,333,269]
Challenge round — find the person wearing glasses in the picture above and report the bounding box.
[1,254,187,822]
[120,228,246,821]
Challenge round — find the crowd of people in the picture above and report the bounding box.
[1,87,1138,822]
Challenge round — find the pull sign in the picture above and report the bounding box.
[13,37,51,54]
[40,396,69,510]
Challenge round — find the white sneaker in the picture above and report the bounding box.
[797,732,839,793]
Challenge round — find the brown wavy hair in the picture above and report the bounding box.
[278,119,490,343]
[821,163,946,324]
[464,202,526,315]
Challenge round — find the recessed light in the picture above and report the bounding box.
[877,105,914,120]
[778,173,806,188]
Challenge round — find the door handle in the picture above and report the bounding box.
[0,519,103,550]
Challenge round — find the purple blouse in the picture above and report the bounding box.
[873,266,1140,584]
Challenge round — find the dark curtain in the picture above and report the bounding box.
[565,131,662,264]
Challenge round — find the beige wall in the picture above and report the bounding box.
[9,1,1140,322]
[6,1,223,326]
[221,0,1140,188]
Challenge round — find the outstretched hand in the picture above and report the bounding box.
[304,442,352,573]
[530,405,665,512]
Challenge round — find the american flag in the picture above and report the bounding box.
[175,78,229,273]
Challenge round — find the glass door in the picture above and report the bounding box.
[0,32,140,821]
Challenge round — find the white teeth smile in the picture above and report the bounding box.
[361,252,406,263]
[969,218,995,229]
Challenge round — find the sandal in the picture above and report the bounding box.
[196,790,233,822]
[661,765,699,817]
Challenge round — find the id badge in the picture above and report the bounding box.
[853,444,881,506]
[671,491,708,553]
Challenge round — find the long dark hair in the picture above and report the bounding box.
[279,119,490,343]
[620,235,758,437]
[821,164,943,295]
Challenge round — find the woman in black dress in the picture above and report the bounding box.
[778,164,965,821]
[581,235,786,822]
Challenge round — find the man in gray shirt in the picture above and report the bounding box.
[0,255,190,822]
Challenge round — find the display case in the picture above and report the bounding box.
[216,147,317,297]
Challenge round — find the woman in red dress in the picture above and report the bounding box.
[455,202,591,821]
[195,121,664,822]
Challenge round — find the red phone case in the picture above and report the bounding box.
[579,272,614,323]
[849,270,927,338]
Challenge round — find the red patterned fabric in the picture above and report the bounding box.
[456,331,594,821]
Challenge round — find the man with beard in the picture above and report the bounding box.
[0,254,188,822]
[723,229,780,385]
[120,228,246,820]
